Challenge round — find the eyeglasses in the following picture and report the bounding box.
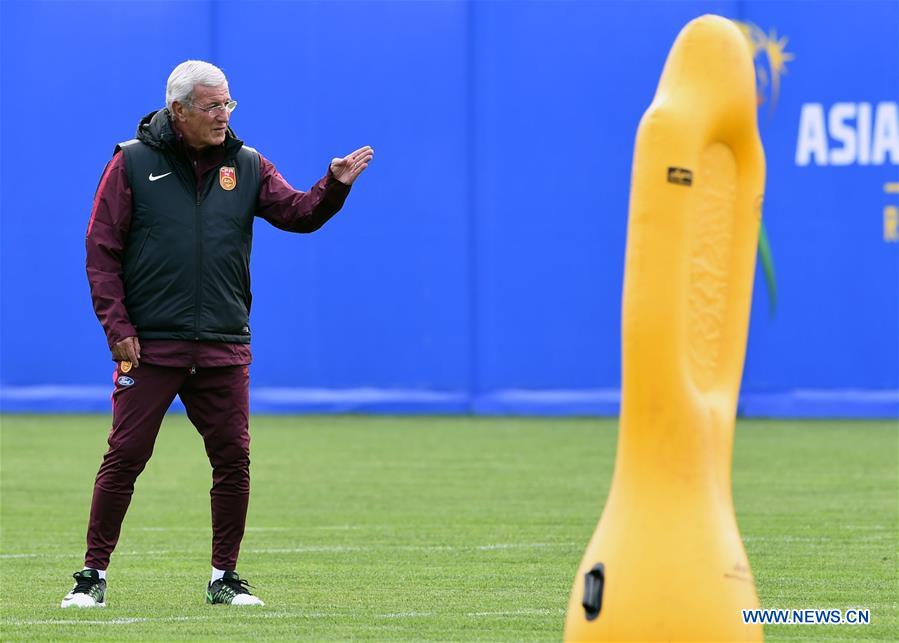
[190,100,237,115]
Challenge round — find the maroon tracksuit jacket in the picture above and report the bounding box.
[83,114,351,570]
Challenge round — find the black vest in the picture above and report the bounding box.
[118,139,260,343]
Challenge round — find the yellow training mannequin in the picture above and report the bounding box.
[564,15,765,642]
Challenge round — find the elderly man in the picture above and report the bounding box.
[63,60,372,608]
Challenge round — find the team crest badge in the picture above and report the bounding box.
[120,360,132,373]
[220,166,237,191]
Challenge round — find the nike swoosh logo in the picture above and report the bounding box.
[148,172,172,182]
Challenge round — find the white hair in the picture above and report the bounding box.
[165,60,228,111]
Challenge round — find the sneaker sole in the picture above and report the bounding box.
[231,596,264,606]
[61,599,106,609]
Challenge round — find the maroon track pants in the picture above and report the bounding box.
[85,363,250,570]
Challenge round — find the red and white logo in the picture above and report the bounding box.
[220,167,237,191]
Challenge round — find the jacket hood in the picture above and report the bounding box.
[135,109,244,156]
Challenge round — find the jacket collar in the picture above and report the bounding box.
[135,109,244,159]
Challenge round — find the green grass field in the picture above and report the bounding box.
[1,415,896,641]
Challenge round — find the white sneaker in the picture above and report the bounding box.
[61,570,106,608]
[206,571,264,606]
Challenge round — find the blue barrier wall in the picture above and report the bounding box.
[1,0,896,417]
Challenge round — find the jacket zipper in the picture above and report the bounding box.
[192,185,200,376]
[194,180,202,343]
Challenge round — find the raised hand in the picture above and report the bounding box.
[329,146,374,186]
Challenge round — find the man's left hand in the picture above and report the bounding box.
[330,146,374,186]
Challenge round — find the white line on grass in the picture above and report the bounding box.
[5,616,203,626]
[475,543,563,550]
[312,525,363,530]
[744,535,889,543]
[379,611,436,618]
[0,553,39,559]
[5,612,343,627]
[379,608,565,619]
[5,608,566,627]
[247,546,366,554]
[1,542,577,560]
[771,637,872,642]
[129,526,360,532]
[465,608,566,617]
[130,527,207,532]
[391,542,576,552]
